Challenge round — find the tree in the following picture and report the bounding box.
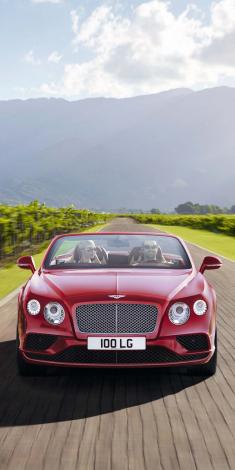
[175,202,196,214]
[175,202,225,214]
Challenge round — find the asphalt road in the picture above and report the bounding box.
[0,218,235,470]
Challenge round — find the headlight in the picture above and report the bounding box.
[168,302,190,325]
[44,302,65,325]
[27,299,41,315]
[193,300,207,315]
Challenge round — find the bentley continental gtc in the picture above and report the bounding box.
[16,232,222,376]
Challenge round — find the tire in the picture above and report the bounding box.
[188,330,217,377]
[16,328,47,377]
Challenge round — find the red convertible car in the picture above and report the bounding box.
[17,232,222,376]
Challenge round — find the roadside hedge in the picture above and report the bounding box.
[129,214,235,237]
[0,201,112,262]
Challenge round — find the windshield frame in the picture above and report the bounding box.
[42,232,193,271]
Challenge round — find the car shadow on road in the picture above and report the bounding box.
[0,340,205,427]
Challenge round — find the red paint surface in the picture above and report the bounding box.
[17,232,221,368]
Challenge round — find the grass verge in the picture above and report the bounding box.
[0,224,107,300]
[147,224,235,261]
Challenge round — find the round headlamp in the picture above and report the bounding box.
[168,302,190,325]
[44,302,65,325]
[193,300,207,315]
[27,299,41,315]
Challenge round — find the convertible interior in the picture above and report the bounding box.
[52,247,186,268]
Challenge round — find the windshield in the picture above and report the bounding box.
[44,234,191,269]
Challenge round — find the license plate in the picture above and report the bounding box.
[87,337,146,350]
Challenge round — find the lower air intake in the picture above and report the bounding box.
[26,347,208,364]
[24,333,57,351]
[176,334,209,352]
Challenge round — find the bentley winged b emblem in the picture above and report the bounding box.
[108,295,126,299]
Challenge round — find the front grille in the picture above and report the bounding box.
[176,334,209,352]
[26,347,208,364]
[75,303,158,334]
[24,333,57,351]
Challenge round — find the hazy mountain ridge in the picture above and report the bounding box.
[0,87,234,210]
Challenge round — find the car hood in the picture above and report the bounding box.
[28,268,203,306]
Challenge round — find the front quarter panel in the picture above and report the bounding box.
[159,272,216,339]
[19,272,75,347]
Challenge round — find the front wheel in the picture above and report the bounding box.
[188,330,217,377]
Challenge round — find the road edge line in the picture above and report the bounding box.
[0,285,24,308]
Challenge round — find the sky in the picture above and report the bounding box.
[0,0,235,100]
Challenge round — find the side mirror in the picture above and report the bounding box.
[199,256,222,274]
[17,256,36,273]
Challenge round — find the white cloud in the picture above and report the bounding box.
[70,9,79,35]
[24,50,41,66]
[48,50,63,63]
[171,179,188,189]
[73,6,112,48]
[199,0,235,68]
[36,0,235,98]
[210,0,235,37]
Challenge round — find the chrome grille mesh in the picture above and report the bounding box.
[75,303,158,334]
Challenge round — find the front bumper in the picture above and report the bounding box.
[21,333,213,368]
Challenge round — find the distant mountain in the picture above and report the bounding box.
[0,87,234,211]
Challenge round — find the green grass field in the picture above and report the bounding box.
[0,224,106,300]
[148,224,235,261]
